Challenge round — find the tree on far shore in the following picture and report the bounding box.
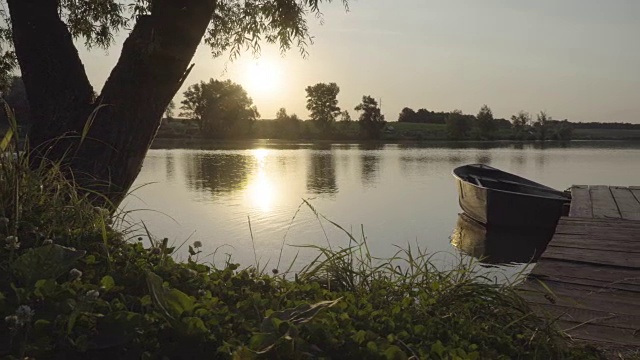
[475,105,496,139]
[305,82,341,135]
[355,96,385,139]
[180,79,258,139]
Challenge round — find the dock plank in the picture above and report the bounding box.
[570,185,593,218]
[519,186,640,351]
[549,235,640,253]
[590,186,621,219]
[611,186,640,221]
[530,259,640,286]
[541,246,640,268]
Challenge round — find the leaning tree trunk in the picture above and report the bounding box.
[7,0,216,208]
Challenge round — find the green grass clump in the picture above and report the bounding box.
[0,135,602,359]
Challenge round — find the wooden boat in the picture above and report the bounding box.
[450,213,554,264]
[453,164,570,228]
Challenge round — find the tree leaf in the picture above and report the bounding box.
[100,275,115,291]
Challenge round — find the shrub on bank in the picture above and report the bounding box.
[0,147,601,359]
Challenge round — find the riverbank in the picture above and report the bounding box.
[155,120,640,142]
[0,147,603,358]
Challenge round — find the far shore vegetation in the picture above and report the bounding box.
[3,76,640,145]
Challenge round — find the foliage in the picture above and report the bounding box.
[164,101,176,121]
[339,110,352,122]
[475,105,496,140]
[445,110,472,140]
[274,108,302,140]
[305,83,341,135]
[0,1,349,79]
[535,111,550,141]
[397,107,452,125]
[180,79,259,139]
[355,96,386,139]
[511,111,532,140]
[549,120,573,141]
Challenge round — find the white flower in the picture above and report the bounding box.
[69,268,83,281]
[5,236,20,250]
[86,290,100,300]
[15,305,34,324]
[193,241,203,249]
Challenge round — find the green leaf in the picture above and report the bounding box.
[384,345,408,360]
[34,279,57,297]
[12,244,86,285]
[0,126,13,152]
[100,275,115,291]
[181,317,208,336]
[431,340,445,358]
[146,271,195,324]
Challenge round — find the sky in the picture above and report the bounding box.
[78,0,640,123]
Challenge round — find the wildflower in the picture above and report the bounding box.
[5,236,20,250]
[4,315,18,327]
[149,247,162,255]
[15,305,34,324]
[43,239,53,246]
[193,240,203,248]
[86,290,100,300]
[69,268,83,281]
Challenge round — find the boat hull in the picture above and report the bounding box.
[454,165,570,229]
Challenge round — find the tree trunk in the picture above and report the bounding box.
[8,0,216,208]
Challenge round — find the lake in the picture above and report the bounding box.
[121,140,640,276]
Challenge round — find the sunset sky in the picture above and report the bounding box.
[79,0,640,123]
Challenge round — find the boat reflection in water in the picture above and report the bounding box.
[450,213,555,265]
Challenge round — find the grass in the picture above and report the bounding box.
[0,116,604,359]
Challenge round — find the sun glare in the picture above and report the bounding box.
[246,149,276,212]
[244,59,282,97]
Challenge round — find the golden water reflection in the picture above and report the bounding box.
[245,149,276,212]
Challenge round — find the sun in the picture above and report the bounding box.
[244,59,282,96]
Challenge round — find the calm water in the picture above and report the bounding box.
[122,140,640,274]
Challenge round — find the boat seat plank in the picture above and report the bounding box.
[590,186,621,219]
[611,186,640,221]
[570,185,593,218]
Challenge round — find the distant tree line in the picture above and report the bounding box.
[397,104,574,141]
[2,75,637,142]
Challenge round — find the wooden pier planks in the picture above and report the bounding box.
[570,185,640,221]
[520,185,640,350]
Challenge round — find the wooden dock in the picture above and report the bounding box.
[519,185,640,352]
